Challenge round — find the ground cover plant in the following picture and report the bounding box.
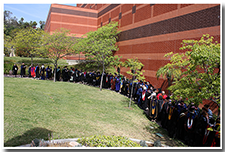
[4,77,186,147]
[77,135,141,147]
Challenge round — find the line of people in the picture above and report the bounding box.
[12,63,54,80]
[11,63,220,147]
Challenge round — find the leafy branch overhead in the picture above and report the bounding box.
[156,34,220,109]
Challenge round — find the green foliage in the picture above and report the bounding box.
[123,58,145,107]
[12,28,47,59]
[77,135,141,147]
[78,22,121,90]
[156,34,220,109]
[42,28,78,61]
[123,58,145,81]
[41,28,78,81]
[4,10,46,57]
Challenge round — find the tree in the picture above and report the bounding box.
[123,58,145,107]
[39,21,45,30]
[12,27,46,63]
[4,34,13,56]
[42,28,78,82]
[156,34,220,114]
[79,22,121,91]
[4,10,19,36]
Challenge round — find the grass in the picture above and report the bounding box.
[4,77,186,147]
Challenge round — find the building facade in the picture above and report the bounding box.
[45,3,220,90]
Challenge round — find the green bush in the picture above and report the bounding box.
[77,135,141,147]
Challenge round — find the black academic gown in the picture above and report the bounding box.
[142,90,150,110]
[56,68,61,81]
[12,65,18,76]
[176,112,187,140]
[161,101,169,129]
[20,65,26,77]
[149,98,158,120]
[183,111,197,146]
[35,66,40,78]
[193,114,209,147]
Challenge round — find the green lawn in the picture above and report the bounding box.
[4,77,186,147]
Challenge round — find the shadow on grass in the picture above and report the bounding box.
[4,127,53,147]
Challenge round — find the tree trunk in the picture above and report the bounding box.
[100,62,104,91]
[31,54,33,65]
[54,60,57,82]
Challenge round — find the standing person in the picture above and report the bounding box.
[31,64,36,78]
[35,64,40,79]
[149,95,158,121]
[40,64,45,80]
[137,84,143,108]
[111,76,115,90]
[183,105,197,146]
[115,75,121,92]
[12,64,18,77]
[20,63,26,77]
[142,86,150,110]
[46,66,51,80]
[56,67,61,81]
[162,91,168,100]
[62,66,69,82]
[194,106,209,146]
[28,65,32,77]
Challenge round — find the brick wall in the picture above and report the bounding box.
[46,3,220,90]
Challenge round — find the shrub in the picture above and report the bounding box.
[77,135,141,147]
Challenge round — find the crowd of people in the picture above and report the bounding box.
[11,63,220,147]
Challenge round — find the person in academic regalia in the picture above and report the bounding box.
[149,95,158,121]
[77,69,81,82]
[183,105,197,146]
[111,76,116,90]
[176,108,187,140]
[136,84,143,107]
[108,73,112,89]
[31,65,36,78]
[157,95,164,121]
[69,67,74,82]
[56,67,61,81]
[115,76,121,92]
[80,71,84,84]
[168,102,179,138]
[12,64,18,77]
[102,72,107,88]
[40,64,45,80]
[161,98,170,129]
[162,91,168,100]
[142,86,150,110]
[62,66,69,82]
[20,63,26,77]
[176,101,188,140]
[28,65,32,77]
[92,71,97,86]
[46,66,50,79]
[35,64,40,79]
[193,107,209,147]
[88,71,93,85]
[203,117,220,147]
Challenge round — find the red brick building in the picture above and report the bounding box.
[45,4,220,95]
